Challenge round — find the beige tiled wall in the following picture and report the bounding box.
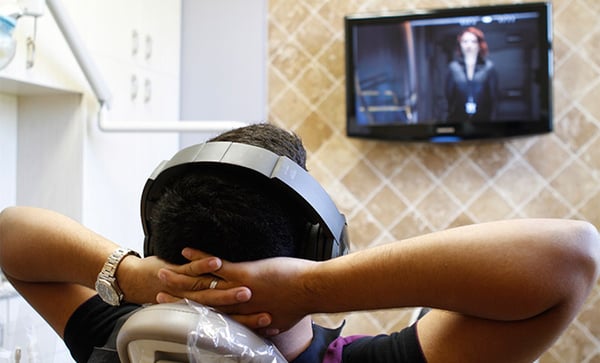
[267,0,600,361]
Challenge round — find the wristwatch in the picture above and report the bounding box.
[95,248,140,306]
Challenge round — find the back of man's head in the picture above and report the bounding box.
[149,123,308,265]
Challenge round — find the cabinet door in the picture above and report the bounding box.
[137,70,180,121]
[138,0,181,75]
[68,0,181,121]
[72,0,143,62]
[94,56,139,120]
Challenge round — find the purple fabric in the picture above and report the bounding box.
[322,335,369,363]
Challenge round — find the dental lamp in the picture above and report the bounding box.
[0,0,248,133]
[0,15,17,70]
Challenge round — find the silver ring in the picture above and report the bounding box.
[209,279,219,289]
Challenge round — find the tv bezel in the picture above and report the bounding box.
[344,2,553,143]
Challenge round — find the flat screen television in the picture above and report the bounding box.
[345,2,553,142]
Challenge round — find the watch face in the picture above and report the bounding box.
[95,279,120,306]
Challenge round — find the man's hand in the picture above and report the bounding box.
[116,255,181,304]
[156,248,317,335]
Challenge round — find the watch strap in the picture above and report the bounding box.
[96,248,141,305]
[100,248,139,276]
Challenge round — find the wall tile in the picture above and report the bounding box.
[416,187,461,230]
[365,142,411,175]
[557,53,599,100]
[551,159,599,208]
[295,112,334,153]
[390,159,435,204]
[468,186,515,221]
[581,84,600,126]
[581,135,600,170]
[469,142,515,178]
[442,158,487,204]
[294,64,336,105]
[523,135,571,179]
[341,160,382,202]
[367,185,408,228]
[521,187,571,218]
[555,106,599,153]
[347,209,385,249]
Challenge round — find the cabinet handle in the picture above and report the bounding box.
[131,74,138,101]
[26,16,39,68]
[131,30,139,57]
[26,36,36,69]
[144,78,152,103]
[145,34,153,61]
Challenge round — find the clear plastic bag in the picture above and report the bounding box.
[186,300,287,363]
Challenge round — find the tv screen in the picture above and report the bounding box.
[345,2,553,142]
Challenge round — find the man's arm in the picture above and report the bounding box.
[0,206,154,336]
[0,206,265,338]
[159,218,600,363]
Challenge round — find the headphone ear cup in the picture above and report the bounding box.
[302,223,334,261]
[332,223,349,258]
[302,223,318,260]
[143,235,153,257]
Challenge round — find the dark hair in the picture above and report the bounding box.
[148,123,308,264]
[210,123,307,169]
[456,26,489,59]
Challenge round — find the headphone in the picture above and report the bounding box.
[141,141,349,261]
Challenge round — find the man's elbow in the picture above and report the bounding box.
[580,221,600,278]
[567,220,600,295]
[0,206,21,272]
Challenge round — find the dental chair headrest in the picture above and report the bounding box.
[116,301,287,363]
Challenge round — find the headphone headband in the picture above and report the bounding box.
[141,141,348,259]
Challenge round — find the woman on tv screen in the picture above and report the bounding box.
[445,27,499,122]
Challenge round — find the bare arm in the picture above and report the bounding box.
[299,219,598,318]
[159,218,600,363]
[0,207,151,336]
[0,206,266,337]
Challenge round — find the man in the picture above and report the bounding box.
[0,123,599,363]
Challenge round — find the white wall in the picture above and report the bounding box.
[0,94,17,209]
[179,0,267,146]
[82,113,179,251]
[17,94,84,219]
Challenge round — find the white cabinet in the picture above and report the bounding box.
[139,0,182,73]
[78,0,180,73]
[66,0,181,122]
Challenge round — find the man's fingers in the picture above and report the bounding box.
[158,268,227,291]
[156,286,252,306]
[227,313,273,331]
[168,257,222,276]
[153,293,274,333]
[155,292,181,304]
[181,248,217,262]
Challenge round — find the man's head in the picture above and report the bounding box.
[147,123,309,265]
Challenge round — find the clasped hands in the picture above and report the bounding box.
[154,248,316,336]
